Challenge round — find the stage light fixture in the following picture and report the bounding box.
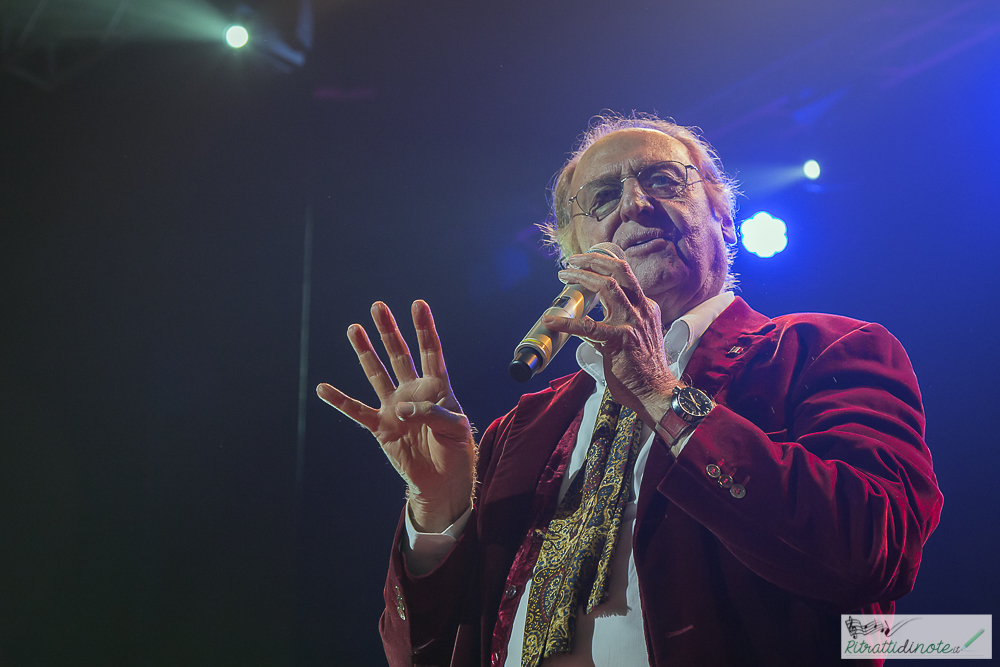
[225,25,249,48]
[803,160,821,180]
[740,211,788,258]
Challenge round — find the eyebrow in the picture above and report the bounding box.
[586,173,623,187]
[584,160,677,185]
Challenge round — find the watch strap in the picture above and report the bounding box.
[654,406,691,445]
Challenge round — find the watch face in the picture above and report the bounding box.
[677,387,714,418]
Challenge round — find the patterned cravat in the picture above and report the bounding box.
[520,387,643,665]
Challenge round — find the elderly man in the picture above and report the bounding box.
[317,113,942,666]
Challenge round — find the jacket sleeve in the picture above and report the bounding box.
[379,410,510,667]
[657,321,943,609]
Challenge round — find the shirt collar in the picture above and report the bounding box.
[576,291,736,385]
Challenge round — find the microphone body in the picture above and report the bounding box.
[509,242,625,383]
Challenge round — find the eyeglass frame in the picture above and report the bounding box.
[567,161,704,222]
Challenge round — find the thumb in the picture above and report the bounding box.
[395,401,470,441]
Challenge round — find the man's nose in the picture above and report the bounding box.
[618,176,654,221]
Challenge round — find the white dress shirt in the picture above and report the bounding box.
[404,291,736,666]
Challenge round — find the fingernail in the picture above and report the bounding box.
[395,403,415,420]
[567,261,582,269]
[557,270,570,284]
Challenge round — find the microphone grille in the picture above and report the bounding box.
[586,242,626,260]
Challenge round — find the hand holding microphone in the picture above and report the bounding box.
[509,242,626,382]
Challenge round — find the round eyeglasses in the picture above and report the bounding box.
[568,161,702,221]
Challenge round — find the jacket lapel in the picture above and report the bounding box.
[481,370,594,522]
[681,296,774,404]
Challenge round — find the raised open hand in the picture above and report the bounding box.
[316,300,474,532]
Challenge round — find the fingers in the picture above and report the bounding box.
[412,300,448,379]
[371,302,419,384]
[394,400,471,443]
[562,254,658,323]
[316,382,380,431]
[566,253,643,302]
[338,301,451,405]
[559,266,633,321]
[543,313,621,343]
[347,322,396,399]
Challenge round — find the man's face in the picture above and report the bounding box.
[567,129,736,323]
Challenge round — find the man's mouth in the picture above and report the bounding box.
[622,234,669,253]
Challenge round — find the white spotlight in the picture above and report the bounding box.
[740,211,788,258]
[225,25,249,48]
[803,160,821,180]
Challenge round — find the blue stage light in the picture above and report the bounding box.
[803,159,821,180]
[225,25,249,48]
[740,212,788,258]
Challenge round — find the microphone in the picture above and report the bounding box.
[508,242,626,383]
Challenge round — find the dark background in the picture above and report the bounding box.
[2,0,997,664]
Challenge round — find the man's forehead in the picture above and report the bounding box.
[572,128,691,185]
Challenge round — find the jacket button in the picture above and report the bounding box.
[705,464,721,478]
[730,484,746,499]
[504,584,518,599]
[718,475,733,489]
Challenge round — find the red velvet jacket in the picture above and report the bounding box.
[380,298,943,666]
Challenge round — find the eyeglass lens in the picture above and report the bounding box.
[579,161,691,221]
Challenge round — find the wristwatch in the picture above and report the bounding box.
[655,385,715,445]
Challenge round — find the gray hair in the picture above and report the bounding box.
[540,111,741,288]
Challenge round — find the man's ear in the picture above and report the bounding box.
[711,203,738,245]
[721,213,737,245]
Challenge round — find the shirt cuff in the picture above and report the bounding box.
[670,430,693,458]
[402,502,473,576]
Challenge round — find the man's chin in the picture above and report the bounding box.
[632,259,687,296]
[640,273,701,317]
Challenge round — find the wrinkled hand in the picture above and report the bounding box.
[543,253,678,423]
[316,300,474,533]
